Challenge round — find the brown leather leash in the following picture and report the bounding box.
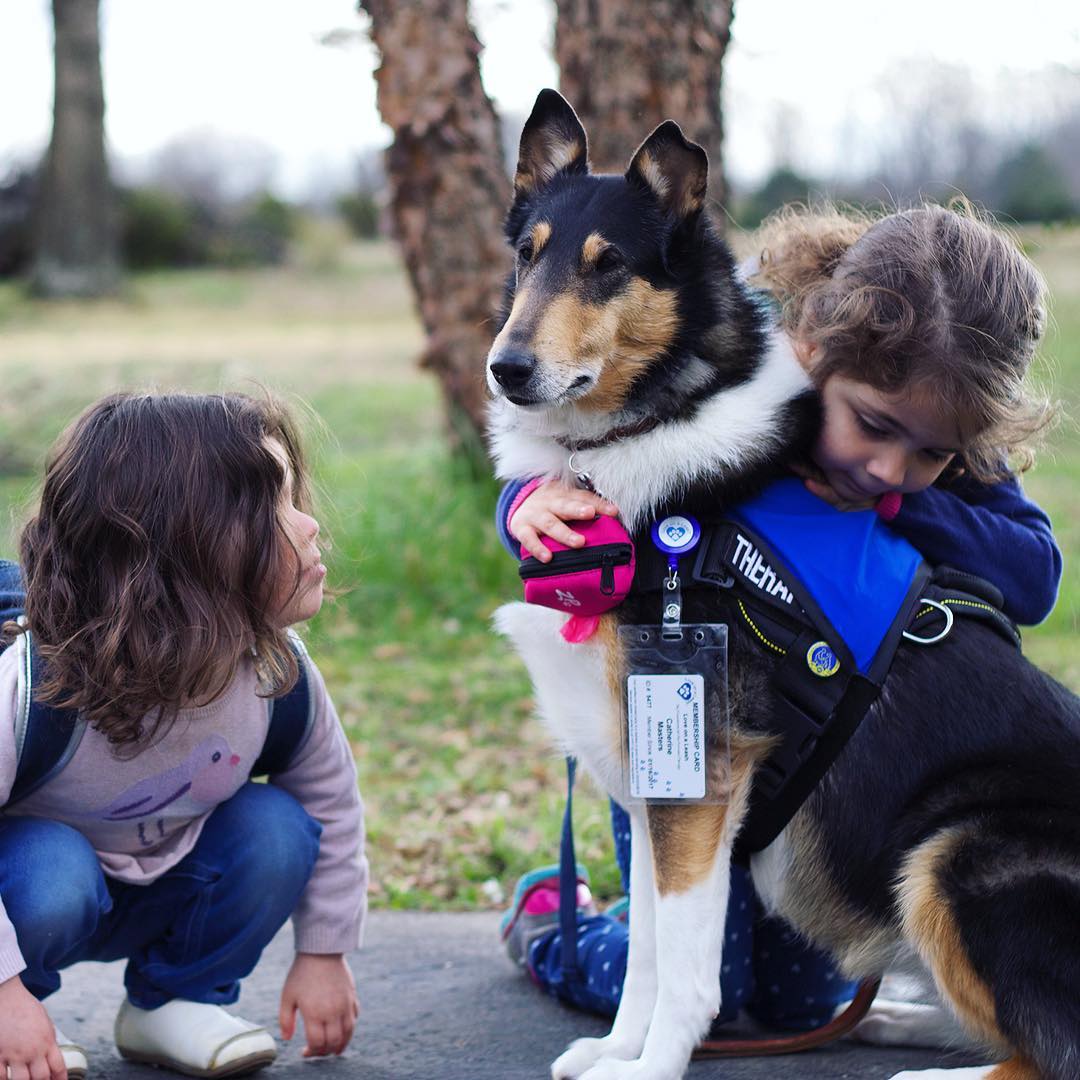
[693,976,881,1059]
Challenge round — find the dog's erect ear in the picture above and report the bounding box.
[514,89,589,198]
[626,121,708,220]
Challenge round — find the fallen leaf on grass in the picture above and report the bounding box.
[373,642,409,660]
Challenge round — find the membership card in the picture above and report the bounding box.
[626,673,706,800]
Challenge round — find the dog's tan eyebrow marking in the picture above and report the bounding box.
[530,221,552,256]
[581,231,608,267]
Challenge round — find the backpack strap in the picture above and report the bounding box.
[251,631,317,777]
[8,632,86,808]
[6,617,318,805]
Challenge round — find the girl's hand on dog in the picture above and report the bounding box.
[510,480,620,562]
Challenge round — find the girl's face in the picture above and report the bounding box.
[813,374,960,500]
[266,439,326,627]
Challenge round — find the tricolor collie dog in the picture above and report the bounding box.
[487,90,1080,1080]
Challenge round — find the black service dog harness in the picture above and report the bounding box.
[630,492,1021,857]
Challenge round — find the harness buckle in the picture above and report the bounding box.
[902,597,954,645]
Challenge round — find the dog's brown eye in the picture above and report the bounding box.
[518,240,535,263]
[595,247,624,273]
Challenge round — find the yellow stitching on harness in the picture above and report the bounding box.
[915,598,998,620]
[738,599,786,656]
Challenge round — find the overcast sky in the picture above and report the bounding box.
[3,0,1079,197]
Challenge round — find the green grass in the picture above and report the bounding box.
[0,227,1076,910]
[1021,226,1080,684]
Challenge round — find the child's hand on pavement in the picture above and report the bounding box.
[0,974,67,1080]
[279,953,359,1058]
[510,480,620,562]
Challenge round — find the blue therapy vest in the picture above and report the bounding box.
[726,478,925,677]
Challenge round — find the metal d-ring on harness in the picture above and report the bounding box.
[902,597,954,645]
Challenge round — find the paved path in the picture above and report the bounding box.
[49,911,986,1080]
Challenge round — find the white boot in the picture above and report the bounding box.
[852,998,981,1050]
[114,999,277,1078]
[54,1025,88,1080]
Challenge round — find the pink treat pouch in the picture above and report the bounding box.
[519,514,636,633]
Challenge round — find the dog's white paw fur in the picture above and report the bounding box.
[578,1059,676,1080]
[887,1068,993,1080]
[551,1036,636,1080]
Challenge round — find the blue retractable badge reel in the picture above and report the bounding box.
[650,513,701,635]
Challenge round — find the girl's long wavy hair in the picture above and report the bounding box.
[12,391,312,751]
[749,201,1056,480]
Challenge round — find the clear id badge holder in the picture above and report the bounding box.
[619,515,731,805]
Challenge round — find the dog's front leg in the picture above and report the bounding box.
[551,806,657,1079]
[579,802,733,1080]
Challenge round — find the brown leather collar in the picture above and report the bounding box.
[554,416,663,453]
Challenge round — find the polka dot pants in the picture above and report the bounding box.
[528,801,856,1028]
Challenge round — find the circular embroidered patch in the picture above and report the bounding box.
[806,641,840,677]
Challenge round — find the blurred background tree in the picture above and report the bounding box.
[337,154,385,241]
[992,143,1075,225]
[359,0,510,463]
[30,0,119,297]
[555,0,733,214]
[737,166,816,229]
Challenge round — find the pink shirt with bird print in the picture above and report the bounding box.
[0,644,368,985]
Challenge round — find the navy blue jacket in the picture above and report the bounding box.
[495,472,1062,626]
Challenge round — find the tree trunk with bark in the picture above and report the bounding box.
[31,0,119,297]
[555,0,734,219]
[360,0,511,457]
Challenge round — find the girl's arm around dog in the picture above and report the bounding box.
[885,472,1061,625]
[495,478,618,561]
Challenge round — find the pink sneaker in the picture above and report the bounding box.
[499,863,597,970]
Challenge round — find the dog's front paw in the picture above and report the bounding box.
[551,1036,634,1079]
[579,1059,675,1080]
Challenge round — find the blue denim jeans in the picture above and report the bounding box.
[0,558,24,624]
[0,782,321,1008]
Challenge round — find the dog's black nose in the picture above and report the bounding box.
[490,351,537,392]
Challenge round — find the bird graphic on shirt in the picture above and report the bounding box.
[90,735,242,822]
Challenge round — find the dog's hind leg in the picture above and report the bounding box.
[551,807,657,1080]
[893,822,1080,1080]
